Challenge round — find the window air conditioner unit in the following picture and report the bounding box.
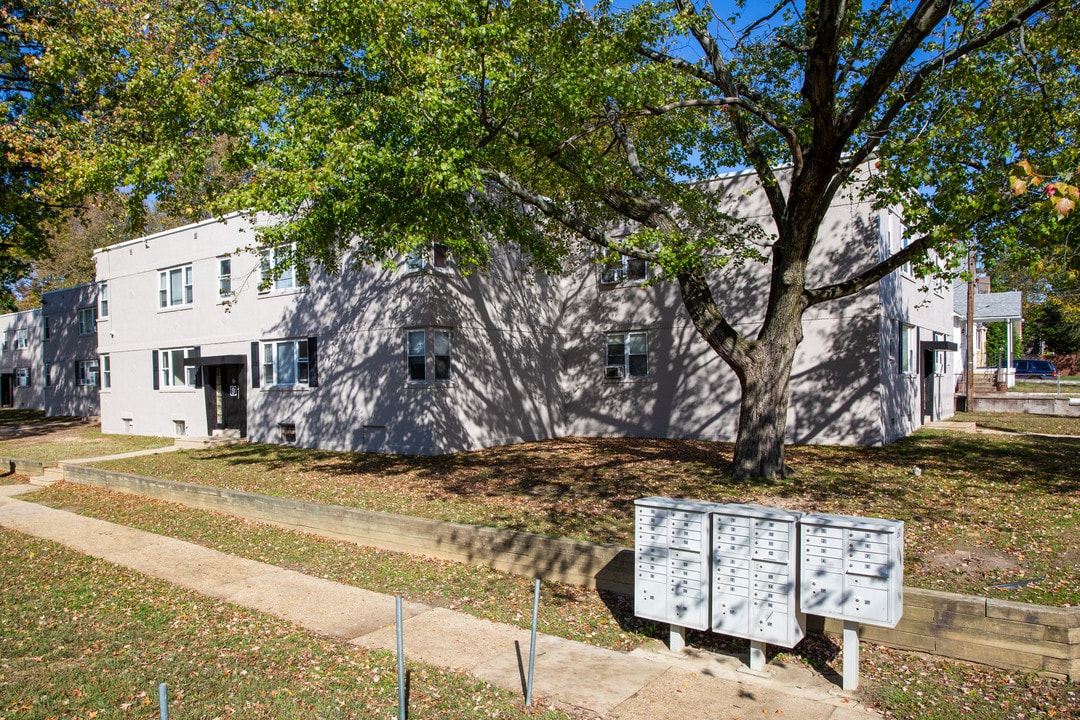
[605,366,625,379]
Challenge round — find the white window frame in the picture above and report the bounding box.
[101,354,111,389]
[218,257,232,297]
[900,323,917,376]
[77,359,99,387]
[261,339,309,387]
[77,307,97,335]
[159,347,198,388]
[605,331,649,380]
[406,328,451,382]
[14,367,29,387]
[13,328,28,349]
[158,265,193,309]
[260,244,301,292]
[600,254,648,285]
[405,242,450,273]
[98,282,109,318]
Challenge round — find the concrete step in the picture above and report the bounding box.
[29,466,66,487]
[174,436,245,450]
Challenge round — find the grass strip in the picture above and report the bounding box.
[21,483,1077,719]
[0,524,573,720]
[89,430,1080,606]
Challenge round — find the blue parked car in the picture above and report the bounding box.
[1012,359,1058,379]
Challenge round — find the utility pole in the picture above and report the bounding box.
[965,243,976,408]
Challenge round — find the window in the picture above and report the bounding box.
[606,331,649,379]
[159,265,193,308]
[601,254,648,285]
[44,363,52,387]
[14,328,28,349]
[262,339,309,386]
[899,323,916,375]
[78,307,97,335]
[78,359,99,387]
[260,244,300,292]
[159,347,198,388]
[101,354,111,389]
[43,316,50,341]
[405,242,449,272]
[218,258,232,297]
[15,367,29,387]
[279,422,297,443]
[98,282,109,317]
[406,328,451,382]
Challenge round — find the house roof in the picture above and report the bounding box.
[953,289,1023,322]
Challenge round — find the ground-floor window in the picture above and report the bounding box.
[15,367,29,387]
[262,338,309,386]
[101,354,111,389]
[77,359,99,387]
[899,323,916,375]
[605,331,648,379]
[159,347,198,388]
[406,328,451,382]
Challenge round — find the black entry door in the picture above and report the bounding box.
[0,374,12,408]
[921,350,936,421]
[204,364,246,436]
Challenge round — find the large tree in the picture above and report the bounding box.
[19,0,1080,478]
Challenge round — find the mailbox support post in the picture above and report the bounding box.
[748,641,767,673]
[669,624,686,652]
[842,620,860,691]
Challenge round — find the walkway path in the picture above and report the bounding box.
[0,484,879,719]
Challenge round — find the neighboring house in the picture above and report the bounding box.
[92,168,956,451]
[0,283,101,415]
[953,286,1023,376]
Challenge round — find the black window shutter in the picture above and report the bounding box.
[250,342,260,388]
[192,346,202,388]
[308,336,319,387]
[152,350,159,390]
[74,361,79,386]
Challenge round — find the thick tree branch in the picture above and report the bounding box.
[830,0,1056,198]
[671,0,793,220]
[477,168,661,262]
[677,268,753,371]
[803,230,934,305]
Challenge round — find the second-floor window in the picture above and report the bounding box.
[43,316,51,341]
[260,244,301,292]
[78,308,97,335]
[405,242,449,273]
[219,258,232,297]
[159,265,193,308]
[98,282,109,318]
[14,328,29,349]
[899,323,917,375]
[601,254,648,285]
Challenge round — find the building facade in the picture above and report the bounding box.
[88,169,957,452]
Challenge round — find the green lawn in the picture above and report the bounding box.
[89,427,1080,606]
[0,526,571,720]
[953,410,1080,435]
[0,425,174,462]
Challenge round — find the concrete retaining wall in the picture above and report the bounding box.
[60,463,1079,681]
[973,393,1080,417]
[1,457,49,476]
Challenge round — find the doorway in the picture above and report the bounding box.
[0,374,11,408]
[203,363,247,437]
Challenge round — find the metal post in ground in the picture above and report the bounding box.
[526,577,541,707]
[396,594,406,720]
[158,683,168,720]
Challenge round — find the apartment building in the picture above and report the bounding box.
[88,168,956,452]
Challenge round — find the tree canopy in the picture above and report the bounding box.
[13,0,1080,477]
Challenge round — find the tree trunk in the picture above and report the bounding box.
[731,343,797,480]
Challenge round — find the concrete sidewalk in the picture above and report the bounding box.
[0,484,879,719]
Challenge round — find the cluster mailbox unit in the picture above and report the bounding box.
[635,497,904,688]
